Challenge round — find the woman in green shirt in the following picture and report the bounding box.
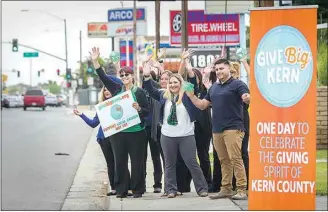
[91,47,149,198]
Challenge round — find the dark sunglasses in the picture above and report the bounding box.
[120,73,130,78]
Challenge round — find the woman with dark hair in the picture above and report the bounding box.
[90,47,149,198]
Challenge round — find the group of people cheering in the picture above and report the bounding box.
[73,46,251,201]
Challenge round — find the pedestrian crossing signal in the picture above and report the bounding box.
[12,39,18,52]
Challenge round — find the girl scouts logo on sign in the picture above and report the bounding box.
[111,104,123,120]
[255,25,313,108]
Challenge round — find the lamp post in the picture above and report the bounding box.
[21,10,68,72]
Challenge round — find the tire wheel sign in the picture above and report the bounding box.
[190,51,220,68]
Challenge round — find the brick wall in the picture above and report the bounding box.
[317,86,328,149]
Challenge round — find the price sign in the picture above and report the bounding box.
[190,50,221,68]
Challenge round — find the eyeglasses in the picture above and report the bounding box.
[120,73,130,78]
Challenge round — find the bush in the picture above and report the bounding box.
[317,41,327,86]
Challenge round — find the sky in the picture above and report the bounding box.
[1,1,250,86]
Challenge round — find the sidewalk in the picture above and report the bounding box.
[62,127,328,210]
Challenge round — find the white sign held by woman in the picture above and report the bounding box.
[95,90,141,137]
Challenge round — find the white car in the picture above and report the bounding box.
[7,96,19,108]
[46,95,58,107]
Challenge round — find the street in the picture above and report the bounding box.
[1,106,94,210]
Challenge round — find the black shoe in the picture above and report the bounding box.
[116,194,127,198]
[133,193,142,198]
[107,191,117,196]
[208,187,219,193]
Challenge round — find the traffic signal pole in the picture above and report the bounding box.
[30,59,33,87]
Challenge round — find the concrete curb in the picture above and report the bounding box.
[61,128,109,210]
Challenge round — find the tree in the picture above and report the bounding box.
[48,83,61,94]
[292,0,328,23]
[77,57,111,89]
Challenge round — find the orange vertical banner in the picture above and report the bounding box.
[249,6,317,210]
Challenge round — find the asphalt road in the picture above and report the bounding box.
[1,106,94,210]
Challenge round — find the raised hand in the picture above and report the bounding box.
[89,47,100,62]
[181,48,195,60]
[142,63,151,76]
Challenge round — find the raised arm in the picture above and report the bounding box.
[135,88,149,119]
[142,63,163,101]
[90,47,122,95]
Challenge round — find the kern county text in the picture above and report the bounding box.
[251,122,315,194]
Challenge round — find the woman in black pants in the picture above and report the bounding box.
[91,47,149,198]
[73,86,123,196]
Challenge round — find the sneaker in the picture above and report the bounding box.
[161,192,168,197]
[167,193,176,198]
[127,191,133,196]
[232,192,247,200]
[198,192,208,197]
[154,188,161,193]
[107,190,117,196]
[209,190,234,199]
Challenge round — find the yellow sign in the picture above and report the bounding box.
[2,74,8,82]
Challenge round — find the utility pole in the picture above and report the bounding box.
[181,0,188,79]
[155,0,161,60]
[80,30,83,87]
[133,0,139,86]
[181,0,188,49]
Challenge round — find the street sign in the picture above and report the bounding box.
[23,52,39,58]
[108,8,146,22]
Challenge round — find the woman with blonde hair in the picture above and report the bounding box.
[142,63,208,198]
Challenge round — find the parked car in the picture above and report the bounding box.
[17,95,24,107]
[56,94,67,106]
[7,96,19,108]
[1,95,9,109]
[23,89,46,111]
[45,95,58,107]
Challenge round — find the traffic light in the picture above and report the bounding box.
[57,69,60,76]
[87,60,94,74]
[17,71,20,78]
[38,71,41,77]
[12,39,18,52]
[66,68,72,80]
